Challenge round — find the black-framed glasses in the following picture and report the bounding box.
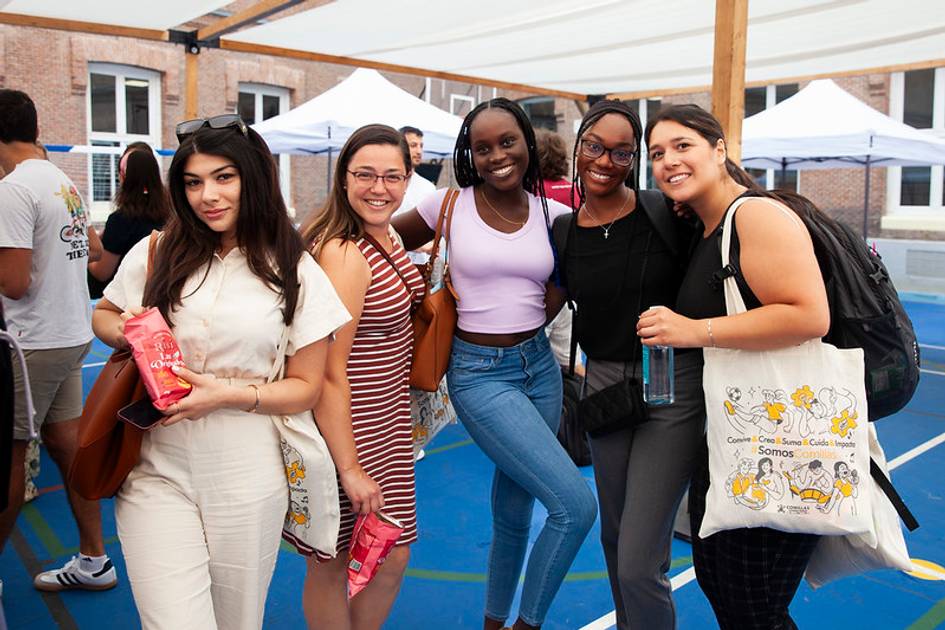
[580,139,635,167]
[176,114,248,142]
[346,170,409,187]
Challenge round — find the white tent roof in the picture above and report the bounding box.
[0,0,228,30]
[741,79,945,170]
[252,68,463,156]
[226,0,945,96]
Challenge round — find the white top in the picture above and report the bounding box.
[0,159,92,349]
[394,172,436,216]
[104,237,350,380]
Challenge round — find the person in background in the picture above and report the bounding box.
[641,104,829,630]
[301,124,418,630]
[536,129,574,208]
[393,98,596,630]
[0,89,113,593]
[93,116,349,629]
[394,125,436,215]
[88,144,169,298]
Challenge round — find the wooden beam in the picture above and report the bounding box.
[0,12,167,40]
[606,59,945,103]
[197,0,302,42]
[219,39,589,101]
[710,0,749,163]
[185,52,199,120]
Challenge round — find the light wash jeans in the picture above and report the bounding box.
[447,330,598,626]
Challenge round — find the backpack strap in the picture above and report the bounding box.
[870,457,919,531]
[637,189,678,256]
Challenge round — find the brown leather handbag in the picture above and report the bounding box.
[69,232,158,500]
[409,189,459,392]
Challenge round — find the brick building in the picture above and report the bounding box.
[3,8,943,254]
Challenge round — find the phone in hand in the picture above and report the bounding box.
[118,398,165,430]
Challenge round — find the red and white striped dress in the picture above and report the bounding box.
[318,235,424,559]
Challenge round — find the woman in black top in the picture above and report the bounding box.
[639,104,829,630]
[555,100,702,630]
[88,146,168,297]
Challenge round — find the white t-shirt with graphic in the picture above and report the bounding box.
[0,159,93,349]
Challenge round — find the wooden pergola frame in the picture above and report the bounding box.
[1,1,941,157]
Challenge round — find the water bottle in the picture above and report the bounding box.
[643,344,675,406]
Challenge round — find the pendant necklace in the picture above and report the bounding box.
[582,192,631,239]
[479,188,527,227]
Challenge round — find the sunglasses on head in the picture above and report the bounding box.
[175,114,248,142]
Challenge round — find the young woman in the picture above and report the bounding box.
[393,98,597,630]
[640,104,830,630]
[555,99,703,630]
[88,145,169,297]
[92,116,350,630]
[301,124,421,630]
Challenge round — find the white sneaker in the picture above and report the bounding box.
[416,448,426,462]
[33,555,117,592]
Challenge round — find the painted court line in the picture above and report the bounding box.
[81,361,107,369]
[579,429,945,630]
[920,368,945,377]
[919,343,945,352]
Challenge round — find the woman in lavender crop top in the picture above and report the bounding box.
[393,98,596,630]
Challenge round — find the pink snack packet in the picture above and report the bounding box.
[347,511,404,599]
[123,307,192,410]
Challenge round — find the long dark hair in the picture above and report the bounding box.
[301,124,411,259]
[644,104,758,190]
[572,99,643,209]
[115,149,170,224]
[643,103,832,229]
[143,124,304,326]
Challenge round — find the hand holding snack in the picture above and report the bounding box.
[160,365,239,426]
[347,511,404,599]
[339,467,385,515]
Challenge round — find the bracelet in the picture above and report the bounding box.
[706,319,717,348]
[245,384,261,413]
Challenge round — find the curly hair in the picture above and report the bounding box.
[535,129,569,180]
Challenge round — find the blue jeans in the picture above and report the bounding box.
[447,331,598,626]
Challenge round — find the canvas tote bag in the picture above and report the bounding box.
[699,197,872,539]
[269,326,341,557]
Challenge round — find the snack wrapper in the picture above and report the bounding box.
[347,511,404,599]
[123,308,192,410]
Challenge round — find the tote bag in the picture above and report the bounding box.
[699,197,872,539]
[269,328,341,557]
[804,423,912,588]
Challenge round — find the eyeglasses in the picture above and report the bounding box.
[580,139,635,167]
[176,115,248,142]
[347,170,409,187]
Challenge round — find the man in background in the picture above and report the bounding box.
[396,126,436,215]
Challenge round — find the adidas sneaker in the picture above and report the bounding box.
[33,555,117,592]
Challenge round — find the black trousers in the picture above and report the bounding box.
[689,440,819,630]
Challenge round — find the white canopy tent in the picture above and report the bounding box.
[741,79,945,235]
[252,68,463,157]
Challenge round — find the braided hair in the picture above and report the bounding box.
[571,99,643,211]
[452,97,558,281]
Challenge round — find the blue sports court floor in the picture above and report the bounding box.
[2,297,944,629]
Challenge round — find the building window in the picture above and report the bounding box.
[238,83,291,205]
[518,96,558,132]
[744,83,800,192]
[450,94,475,118]
[87,63,161,205]
[888,67,945,214]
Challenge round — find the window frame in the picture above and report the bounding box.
[237,82,292,206]
[86,63,162,211]
[885,68,945,223]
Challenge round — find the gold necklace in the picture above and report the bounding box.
[582,192,631,239]
[478,188,527,227]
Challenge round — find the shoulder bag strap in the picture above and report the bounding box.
[423,189,460,289]
[361,233,413,295]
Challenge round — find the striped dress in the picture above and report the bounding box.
[318,235,424,559]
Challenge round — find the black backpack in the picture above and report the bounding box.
[738,191,920,422]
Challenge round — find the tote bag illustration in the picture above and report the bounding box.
[699,198,872,539]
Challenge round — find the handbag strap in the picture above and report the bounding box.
[267,324,292,385]
[869,457,919,531]
[361,232,412,296]
[420,189,460,292]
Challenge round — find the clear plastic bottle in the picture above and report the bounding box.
[642,344,675,406]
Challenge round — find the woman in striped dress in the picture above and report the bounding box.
[301,124,424,630]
